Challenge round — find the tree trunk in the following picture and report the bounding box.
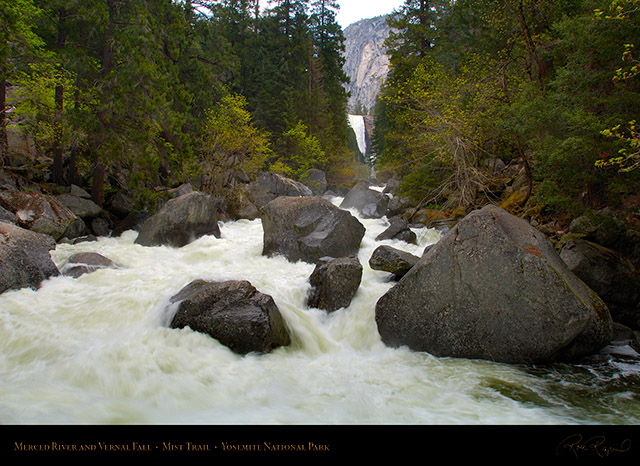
[92,162,105,207]
[0,78,7,166]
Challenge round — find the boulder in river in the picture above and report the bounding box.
[261,196,365,264]
[135,191,221,247]
[369,245,420,280]
[0,221,60,294]
[246,172,312,209]
[0,190,77,240]
[375,215,417,244]
[375,204,613,364]
[306,256,363,312]
[56,193,102,220]
[60,252,118,278]
[168,279,291,355]
[340,183,389,218]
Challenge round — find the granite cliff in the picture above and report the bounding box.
[343,15,392,114]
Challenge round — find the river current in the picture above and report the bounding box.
[1,196,639,425]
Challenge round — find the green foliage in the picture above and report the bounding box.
[200,93,272,194]
[272,120,326,179]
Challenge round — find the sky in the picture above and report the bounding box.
[335,0,405,28]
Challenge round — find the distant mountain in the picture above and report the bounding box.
[343,15,392,115]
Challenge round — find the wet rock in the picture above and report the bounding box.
[375,205,613,364]
[375,215,417,244]
[168,279,290,355]
[0,190,77,241]
[90,217,111,237]
[369,245,420,280]
[135,191,221,247]
[0,222,60,294]
[246,172,312,209]
[340,183,389,218]
[306,256,363,312]
[261,196,365,264]
[61,252,118,278]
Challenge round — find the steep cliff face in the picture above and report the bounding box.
[343,16,392,114]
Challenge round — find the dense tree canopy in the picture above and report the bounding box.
[374,0,640,221]
[2,0,358,207]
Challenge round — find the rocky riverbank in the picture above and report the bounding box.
[1,166,639,362]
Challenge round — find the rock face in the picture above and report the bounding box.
[168,280,291,355]
[61,252,118,278]
[0,191,77,240]
[135,191,221,247]
[343,16,392,113]
[0,222,60,293]
[261,196,365,264]
[560,238,640,309]
[246,172,312,209]
[369,245,420,280]
[375,205,613,364]
[340,183,389,218]
[306,256,363,312]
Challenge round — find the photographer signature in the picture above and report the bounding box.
[556,434,631,458]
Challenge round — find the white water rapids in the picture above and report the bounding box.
[1,196,639,425]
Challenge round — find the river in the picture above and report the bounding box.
[1,196,639,425]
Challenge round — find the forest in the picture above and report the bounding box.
[0,0,359,211]
[374,0,640,260]
[2,0,640,261]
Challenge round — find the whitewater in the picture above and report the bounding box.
[1,196,639,425]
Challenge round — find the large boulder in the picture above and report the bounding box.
[0,191,77,240]
[0,222,60,294]
[60,252,118,278]
[56,193,102,220]
[369,245,420,280]
[135,191,221,247]
[375,205,613,364]
[306,256,363,312]
[340,183,389,218]
[261,196,365,264]
[246,172,312,209]
[168,279,291,355]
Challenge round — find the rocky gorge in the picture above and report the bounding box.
[1,166,638,364]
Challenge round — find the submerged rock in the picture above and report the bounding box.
[369,245,420,280]
[61,252,118,278]
[306,256,363,312]
[0,222,60,294]
[135,191,220,247]
[168,279,290,355]
[375,204,613,364]
[375,215,417,244]
[261,196,365,264]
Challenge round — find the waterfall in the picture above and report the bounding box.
[348,114,368,158]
